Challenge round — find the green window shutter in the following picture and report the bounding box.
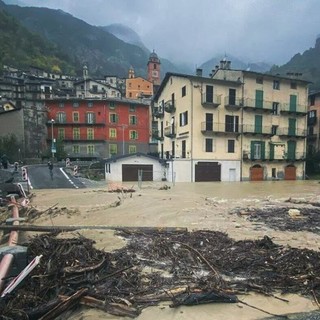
[261,141,265,160]
[287,140,296,160]
[250,141,255,160]
[255,115,262,133]
[288,118,296,136]
[270,143,275,160]
[255,90,263,108]
[289,95,297,112]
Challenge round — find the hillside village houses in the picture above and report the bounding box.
[0,53,315,182]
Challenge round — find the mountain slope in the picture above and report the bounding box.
[0,2,76,74]
[270,38,320,91]
[5,4,149,77]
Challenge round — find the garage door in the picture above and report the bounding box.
[195,162,221,182]
[122,164,153,181]
[284,165,296,180]
[250,165,264,181]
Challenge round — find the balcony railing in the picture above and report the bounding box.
[243,98,273,111]
[152,130,164,141]
[224,96,243,110]
[164,100,176,113]
[153,107,164,118]
[201,122,240,135]
[164,125,176,138]
[201,93,221,108]
[280,103,307,115]
[277,127,307,137]
[243,150,306,161]
[242,124,273,136]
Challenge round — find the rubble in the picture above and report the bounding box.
[1,227,320,319]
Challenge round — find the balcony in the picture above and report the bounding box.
[201,93,221,108]
[152,130,164,141]
[280,103,307,116]
[201,122,240,136]
[224,96,243,110]
[243,98,273,112]
[242,125,273,136]
[164,100,176,113]
[307,117,317,126]
[277,127,307,138]
[242,150,306,162]
[164,125,176,138]
[153,107,164,118]
[47,121,106,127]
[307,134,317,141]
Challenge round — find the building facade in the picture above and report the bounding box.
[307,91,320,154]
[153,62,309,182]
[46,98,151,159]
[125,67,153,99]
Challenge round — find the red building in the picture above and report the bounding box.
[46,98,151,159]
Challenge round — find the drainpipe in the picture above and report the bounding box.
[190,79,194,182]
[240,75,245,181]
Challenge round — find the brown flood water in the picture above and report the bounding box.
[30,180,320,319]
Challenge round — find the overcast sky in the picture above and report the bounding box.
[8,0,320,67]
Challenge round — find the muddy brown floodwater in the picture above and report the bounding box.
[25,180,320,319]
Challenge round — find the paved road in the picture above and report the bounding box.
[27,165,85,189]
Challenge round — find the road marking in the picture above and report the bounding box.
[60,168,79,189]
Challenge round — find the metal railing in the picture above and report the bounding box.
[200,122,239,134]
[201,93,221,107]
[242,124,273,135]
[243,150,306,161]
[281,103,307,114]
[243,98,273,111]
[164,125,176,138]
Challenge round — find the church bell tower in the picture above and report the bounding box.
[147,50,161,86]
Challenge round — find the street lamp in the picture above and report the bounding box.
[51,119,56,159]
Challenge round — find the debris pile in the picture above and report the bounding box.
[234,200,320,234]
[1,229,320,319]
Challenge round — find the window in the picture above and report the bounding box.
[205,85,213,103]
[58,128,65,140]
[59,102,64,108]
[129,115,137,125]
[130,130,138,140]
[109,113,118,123]
[57,112,66,123]
[271,125,278,135]
[73,145,80,154]
[205,138,213,152]
[154,63,157,69]
[273,80,280,90]
[87,101,93,107]
[253,143,262,159]
[256,77,263,84]
[109,101,115,109]
[73,112,79,123]
[290,82,297,89]
[272,102,279,115]
[129,104,136,112]
[182,140,186,158]
[129,145,136,154]
[227,140,235,153]
[179,111,188,126]
[225,115,239,132]
[310,95,316,106]
[309,110,317,118]
[73,102,79,107]
[109,128,117,139]
[87,128,94,140]
[182,85,186,97]
[73,128,80,140]
[92,85,98,93]
[87,145,95,154]
[272,168,276,178]
[86,112,95,124]
[109,144,117,155]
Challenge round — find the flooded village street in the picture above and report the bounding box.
[19,179,320,320]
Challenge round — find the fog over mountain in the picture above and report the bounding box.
[4,0,320,69]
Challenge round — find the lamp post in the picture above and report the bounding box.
[51,119,55,160]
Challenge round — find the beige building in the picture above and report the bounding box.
[307,91,320,154]
[153,61,309,182]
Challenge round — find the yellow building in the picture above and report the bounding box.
[125,67,153,99]
[153,61,309,182]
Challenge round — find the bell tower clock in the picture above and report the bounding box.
[147,50,161,86]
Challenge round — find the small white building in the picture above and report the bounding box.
[105,153,166,182]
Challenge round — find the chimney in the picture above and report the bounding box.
[220,60,225,69]
[226,61,231,70]
[196,68,203,77]
[215,65,219,71]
